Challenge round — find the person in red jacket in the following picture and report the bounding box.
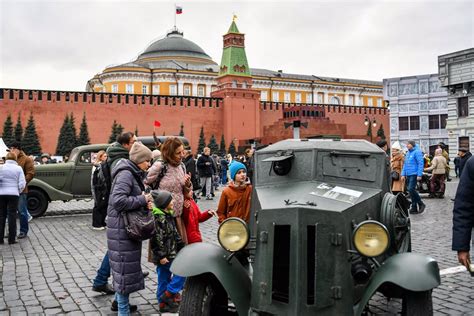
[182,190,217,244]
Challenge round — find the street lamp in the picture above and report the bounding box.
[364,116,377,142]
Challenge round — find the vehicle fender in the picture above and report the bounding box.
[354,253,440,316]
[171,242,251,316]
[28,179,73,201]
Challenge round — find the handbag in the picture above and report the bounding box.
[391,170,400,181]
[122,207,156,241]
[118,169,156,241]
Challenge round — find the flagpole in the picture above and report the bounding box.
[174,4,177,29]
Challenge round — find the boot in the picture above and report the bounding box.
[160,290,180,311]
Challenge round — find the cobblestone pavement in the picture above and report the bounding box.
[1,181,474,315]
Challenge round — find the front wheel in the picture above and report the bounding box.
[179,274,230,316]
[402,290,433,316]
[27,189,49,218]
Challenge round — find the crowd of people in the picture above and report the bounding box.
[87,132,253,314]
[381,139,471,214]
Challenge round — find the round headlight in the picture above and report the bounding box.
[218,218,250,252]
[353,220,390,257]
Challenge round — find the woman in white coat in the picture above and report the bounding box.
[0,152,26,244]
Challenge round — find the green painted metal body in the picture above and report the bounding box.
[354,253,440,315]
[172,139,440,315]
[170,243,251,316]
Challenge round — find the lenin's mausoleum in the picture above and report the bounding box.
[0,21,389,154]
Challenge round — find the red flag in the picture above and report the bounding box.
[176,6,182,14]
[154,120,161,127]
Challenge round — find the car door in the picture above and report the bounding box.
[71,150,95,196]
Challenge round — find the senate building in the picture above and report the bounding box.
[86,22,384,108]
[0,20,389,154]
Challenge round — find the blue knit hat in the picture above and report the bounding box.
[229,161,247,181]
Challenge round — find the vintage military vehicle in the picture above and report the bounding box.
[172,139,441,315]
[27,136,189,217]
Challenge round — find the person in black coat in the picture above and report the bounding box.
[458,148,472,177]
[452,155,474,271]
[197,147,216,200]
[183,150,200,199]
[107,142,153,314]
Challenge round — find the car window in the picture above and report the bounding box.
[78,151,93,165]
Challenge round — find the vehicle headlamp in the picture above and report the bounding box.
[217,217,250,252]
[353,220,390,257]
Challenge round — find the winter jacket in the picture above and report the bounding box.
[182,199,212,244]
[459,152,472,177]
[401,145,424,177]
[425,155,448,175]
[183,155,199,189]
[390,152,405,192]
[0,160,26,196]
[145,161,190,218]
[106,159,147,295]
[452,156,474,251]
[442,150,450,172]
[217,182,252,224]
[106,142,129,170]
[149,207,184,264]
[15,151,34,193]
[197,154,215,177]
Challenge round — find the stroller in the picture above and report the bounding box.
[416,171,445,198]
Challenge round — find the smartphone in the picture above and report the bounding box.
[468,263,474,277]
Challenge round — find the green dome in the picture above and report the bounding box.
[138,29,214,62]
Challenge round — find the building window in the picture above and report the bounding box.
[153,85,160,95]
[368,98,373,107]
[142,85,148,95]
[330,96,340,105]
[126,84,134,94]
[284,92,290,103]
[459,136,470,150]
[261,91,268,101]
[197,85,205,97]
[348,95,354,106]
[232,80,237,88]
[295,93,301,103]
[440,114,448,129]
[377,98,382,107]
[317,93,323,103]
[428,115,440,129]
[399,117,409,131]
[409,116,420,130]
[272,91,279,102]
[458,97,469,117]
[211,85,217,92]
[112,84,118,93]
[360,96,364,106]
[306,93,312,103]
[169,85,177,95]
[183,85,191,96]
[242,81,247,89]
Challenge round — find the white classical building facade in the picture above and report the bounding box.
[383,74,448,155]
[438,48,474,155]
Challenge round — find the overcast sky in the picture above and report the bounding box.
[0,0,473,91]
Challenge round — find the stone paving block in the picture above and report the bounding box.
[61,302,80,312]
[44,308,63,315]
[79,303,99,312]
[6,299,23,307]
[40,299,61,309]
[24,305,44,313]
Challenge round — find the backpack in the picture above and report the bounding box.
[93,161,112,208]
[150,161,187,190]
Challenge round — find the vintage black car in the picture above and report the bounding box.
[172,138,440,315]
[27,136,189,217]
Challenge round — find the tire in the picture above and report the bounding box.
[27,189,49,218]
[402,290,433,316]
[179,274,230,316]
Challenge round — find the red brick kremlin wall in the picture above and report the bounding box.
[0,89,389,155]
